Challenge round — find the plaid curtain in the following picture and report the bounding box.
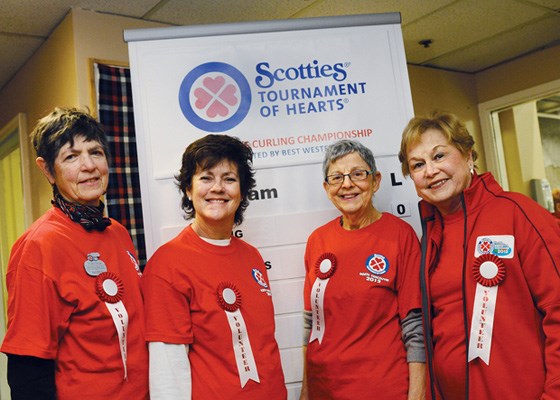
[96,64,147,268]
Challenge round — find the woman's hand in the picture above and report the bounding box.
[299,384,309,400]
[299,345,309,400]
[408,362,426,400]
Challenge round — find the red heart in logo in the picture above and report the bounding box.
[203,76,225,94]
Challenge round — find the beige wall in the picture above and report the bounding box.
[0,9,166,220]
[71,8,167,109]
[407,65,486,171]
[499,102,547,197]
[499,109,522,191]
[0,14,78,217]
[476,43,560,103]
[0,16,77,128]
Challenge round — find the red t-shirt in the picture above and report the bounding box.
[1,207,148,399]
[303,213,421,399]
[142,225,287,399]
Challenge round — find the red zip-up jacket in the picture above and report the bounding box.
[420,172,560,400]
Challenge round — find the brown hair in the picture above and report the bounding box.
[176,134,255,226]
[31,107,110,175]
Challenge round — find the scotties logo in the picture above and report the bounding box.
[178,62,251,132]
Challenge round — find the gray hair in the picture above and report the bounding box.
[322,140,377,177]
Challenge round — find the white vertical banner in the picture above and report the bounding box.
[125,13,419,398]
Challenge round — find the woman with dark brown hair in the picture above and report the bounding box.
[142,134,286,399]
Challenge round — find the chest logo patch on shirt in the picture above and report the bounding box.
[366,254,390,275]
[475,235,514,259]
[252,268,272,296]
[360,253,391,284]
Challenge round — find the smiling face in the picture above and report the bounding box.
[406,128,473,215]
[186,160,241,237]
[37,136,109,206]
[323,151,381,219]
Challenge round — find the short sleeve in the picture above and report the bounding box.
[395,224,422,320]
[2,242,74,359]
[142,263,194,344]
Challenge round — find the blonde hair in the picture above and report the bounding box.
[398,111,477,176]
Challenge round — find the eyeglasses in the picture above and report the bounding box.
[324,169,375,185]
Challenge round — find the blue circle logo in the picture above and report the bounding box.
[252,268,269,289]
[178,62,251,132]
[365,254,389,275]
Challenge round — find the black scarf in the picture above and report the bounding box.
[52,189,112,232]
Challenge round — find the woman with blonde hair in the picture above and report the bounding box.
[399,111,560,399]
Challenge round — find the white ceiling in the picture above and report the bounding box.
[1,0,560,93]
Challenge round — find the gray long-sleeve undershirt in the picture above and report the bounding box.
[303,308,425,363]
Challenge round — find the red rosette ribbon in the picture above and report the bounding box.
[95,272,124,303]
[315,253,337,280]
[472,254,506,287]
[217,282,242,312]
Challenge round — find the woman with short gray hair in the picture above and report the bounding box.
[300,139,425,399]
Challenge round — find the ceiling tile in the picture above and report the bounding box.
[75,0,162,18]
[0,0,559,92]
[0,34,43,89]
[403,0,549,63]
[0,0,69,36]
[148,0,311,25]
[524,0,560,10]
[0,0,161,36]
[287,0,456,24]
[424,14,560,72]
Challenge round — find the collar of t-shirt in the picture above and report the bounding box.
[199,236,231,246]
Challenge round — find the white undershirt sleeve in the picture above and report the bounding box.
[149,342,192,399]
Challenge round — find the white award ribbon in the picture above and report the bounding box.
[105,300,129,379]
[309,278,329,344]
[468,284,497,365]
[225,310,260,387]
